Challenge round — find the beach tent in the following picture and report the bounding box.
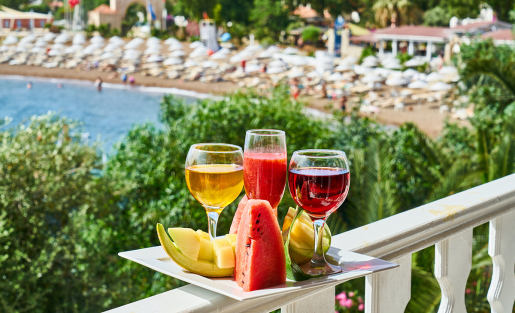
[169,50,185,57]
[408,80,428,89]
[425,72,444,82]
[184,60,198,67]
[3,35,18,45]
[189,41,203,49]
[429,82,452,91]
[163,57,182,65]
[125,38,144,49]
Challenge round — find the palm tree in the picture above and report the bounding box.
[372,0,421,27]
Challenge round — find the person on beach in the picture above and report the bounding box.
[128,76,135,85]
[339,94,348,112]
[27,82,32,89]
[121,73,127,83]
[95,77,103,91]
[57,84,63,89]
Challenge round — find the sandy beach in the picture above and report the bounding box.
[0,63,468,138]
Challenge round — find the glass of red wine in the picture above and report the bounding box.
[288,149,350,275]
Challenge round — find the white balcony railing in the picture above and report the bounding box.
[105,174,515,313]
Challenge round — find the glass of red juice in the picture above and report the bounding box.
[244,130,287,214]
[288,149,350,275]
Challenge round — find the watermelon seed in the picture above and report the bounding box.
[257,228,260,231]
[256,220,260,224]
[242,281,244,284]
[242,273,245,276]
[258,213,261,217]
[245,244,250,247]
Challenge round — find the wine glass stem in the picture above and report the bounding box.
[311,218,326,268]
[206,210,220,241]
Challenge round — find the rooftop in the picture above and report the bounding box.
[481,29,514,41]
[351,25,451,43]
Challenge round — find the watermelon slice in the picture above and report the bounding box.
[229,195,248,234]
[235,199,286,292]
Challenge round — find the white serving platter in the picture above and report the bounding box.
[119,245,398,301]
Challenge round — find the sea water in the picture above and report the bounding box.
[0,77,199,151]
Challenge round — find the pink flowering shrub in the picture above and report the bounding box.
[185,20,199,37]
[335,291,364,312]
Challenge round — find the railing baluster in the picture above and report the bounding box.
[435,229,472,313]
[487,210,515,313]
[365,254,411,313]
[280,285,335,313]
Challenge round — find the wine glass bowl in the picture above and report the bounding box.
[185,143,244,240]
[288,149,350,275]
[243,130,287,212]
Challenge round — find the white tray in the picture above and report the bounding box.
[119,246,398,301]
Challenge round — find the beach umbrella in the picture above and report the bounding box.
[168,42,183,51]
[184,60,198,68]
[245,64,261,73]
[306,70,322,78]
[203,60,218,68]
[3,35,18,45]
[400,89,413,97]
[104,43,121,52]
[15,46,27,52]
[122,54,139,60]
[282,47,299,55]
[425,72,444,82]
[0,46,10,51]
[90,35,104,44]
[361,59,378,67]
[438,66,458,75]
[258,45,280,58]
[341,55,358,65]
[210,48,230,59]
[267,66,286,74]
[382,60,402,69]
[144,46,161,55]
[165,37,180,45]
[170,50,185,57]
[230,50,253,63]
[189,46,208,58]
[404,58,425,67]
[288,70,304,78]
[146,37,161,46]
[363,55,378,63]
[189,41,203,49]
[125,38,144,49]
[43,32,56,41]
[373,68,391,77]
[73,34,86,45]
[328,72,344,81]
[20,34,37,44]
[361,74,383,83]
[163,57,183,65]
[101,52,115,59]
[34,40,47,47]
[408,80,428,89]
[429,81,452,91]
[147,54,163,62]
[243,44,262,53]
[388,70,403,78]
[124,49,141,57]
[52,43,65,50]
[64,45,83,53]
[31,47,45,54]
[386,77,407,86]
[54,33,70,43]
[451,75,461,83]
[354,65,373,75]
[403,68,418,77]
[334,62,353,72]
[268,59,286,67]
[48,49,62,56]
[109,36,123,43]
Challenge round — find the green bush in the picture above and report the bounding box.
[301,26,321,43]
[359,45,376,63]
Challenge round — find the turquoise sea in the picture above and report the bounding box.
[0,77,197,151]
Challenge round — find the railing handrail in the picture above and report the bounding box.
[104,173,515,313]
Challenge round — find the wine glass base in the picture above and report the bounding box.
[299,261,342,276]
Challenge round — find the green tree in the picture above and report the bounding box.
[372,0,422,27]
[249,0,292,43]
[423,6,451,26]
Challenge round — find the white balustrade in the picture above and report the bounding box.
[435,229,472,313]
[488,210,515,313]
[105,174,515,313]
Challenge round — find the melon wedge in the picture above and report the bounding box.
[197,229,210,240]
[198,238,214,262]
[156,224,234,277]
[235,200,286,292]
[168,228,201,261]
[225,234,238,252]
[213,238,236,269]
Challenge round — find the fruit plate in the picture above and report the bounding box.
[119,246,398,301]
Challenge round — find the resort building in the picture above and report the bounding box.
[0,6,52,31]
